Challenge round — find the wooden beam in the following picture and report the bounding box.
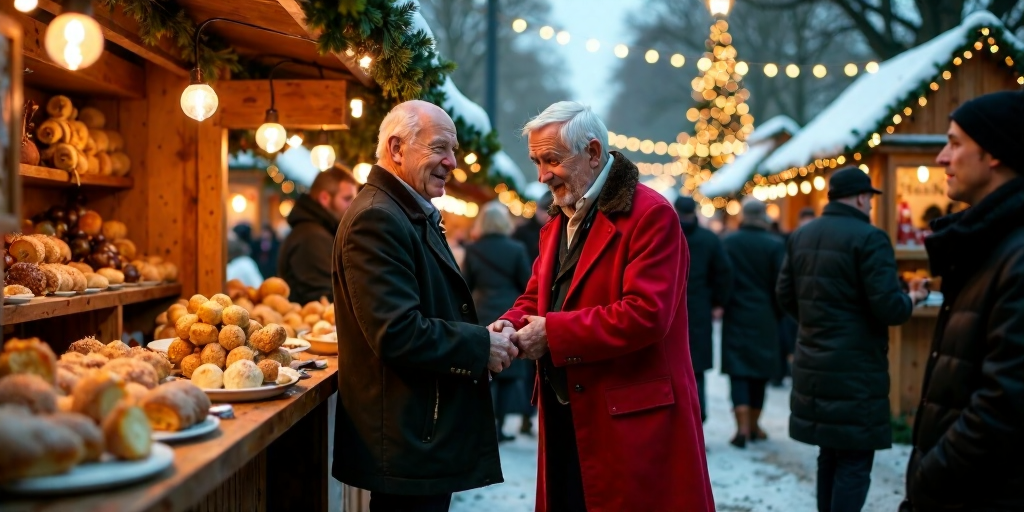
[274,0,375,88]
[196,122,227,295]
[34,0,189,76]
[214,79,348,129]
[13,12,146,98]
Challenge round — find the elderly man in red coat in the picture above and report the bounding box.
[490,101,714,512]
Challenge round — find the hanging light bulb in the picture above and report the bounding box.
[44,0,104,71]
[350,98,364,119]
[231,194,248,213]
[286,133,304,148]
[180,68,219,121]
[359,55,372,69]
[255,109,286,153]
[708,0,731,16]
[917,165,930,184]
[14,0,38,12]
[310,129,337,171]
[354,163,373,184]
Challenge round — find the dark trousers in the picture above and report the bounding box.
[541,384,587,512]
[695,371,707,423]
[729,376,768,409]
[369,492,452,512]
[817,447,875,512]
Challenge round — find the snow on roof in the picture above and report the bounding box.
[698,115,799,197]
[762,11,1022,176]
[490,150,526,190]
[523,181,549,201]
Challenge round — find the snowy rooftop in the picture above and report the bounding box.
[761,11,1022,175]
[699,115,799,197]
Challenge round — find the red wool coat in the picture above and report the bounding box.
[502,153,715,512]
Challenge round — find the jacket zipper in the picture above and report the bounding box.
[423,380,439,442]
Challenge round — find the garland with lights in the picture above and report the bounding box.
[97,0,241,79]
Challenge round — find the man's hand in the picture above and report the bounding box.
[512,315,549,360]
[487,331,519,373]
[487,319,516,338]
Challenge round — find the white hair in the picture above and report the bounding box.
[472,201,514,239]
[375,101,423,162]
[521,101,608,156]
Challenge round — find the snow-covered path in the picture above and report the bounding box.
[452,324,912,512]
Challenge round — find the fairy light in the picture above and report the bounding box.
[764,63,778,77]
[586,39,600,52]
[512,19,527,33]
[671,54,685,67]
[845,63,858,76]
[614,44,629,58]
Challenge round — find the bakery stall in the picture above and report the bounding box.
[725,11,1024,423]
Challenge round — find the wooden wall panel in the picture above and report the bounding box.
[196,122,226,295]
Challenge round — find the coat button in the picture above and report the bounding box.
[931,351,938,358]
[461,304,469,314]
[574,384,584,392]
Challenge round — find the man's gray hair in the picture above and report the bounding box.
[375,101,423,161]
[521,101,608,156]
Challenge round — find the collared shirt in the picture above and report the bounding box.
[396,175,439,218]
[561,155,613,248]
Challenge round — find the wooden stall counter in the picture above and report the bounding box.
[2,356,339,512]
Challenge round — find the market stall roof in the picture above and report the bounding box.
[760,11,1023,176]
[699,116,799,197]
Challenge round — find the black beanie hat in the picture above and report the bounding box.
[949,90,1024,173]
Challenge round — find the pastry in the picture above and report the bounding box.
[312,320,335,336]
[256,347,292,367]
[189,322,219,346]
[46,95,73,119]
[245,320,264,340]
[4,284,32,296]
[219,324,246,351]
[37,264,62,294]
[223,360,263,390]
[100,340,131,360]
[175,314,199,341]
[132,350,171,381]
[102,403,152,460]
[141,380,210,431]
[5,262,47,295]
[101,358,159,389]
[226,346,255,368]
[0,405,85,482]
[259,277,291,300]
[301,301,325,318]
[9,236,45,264]
[0,337,58,384]
[77,107,105,129]
[55,366,80,395]
[197,300,224,325]
[167,338,195,364]
[46,412,104,462]
[168,304,188,325]
[96,267,125,284]
[83,272,109,289]
[210,293,233,308]
[123,382,149,405]
[81,352,109,369]
[261,294,292,315]
[71,370,126,423]
[256,359,280,383]
[68,336,104,355]
[221,305,250,329]
[180,354,202,378]
[64,265,88,292]
[200,343,227,369]
[28,235,62,264]
[187,294,208,314]
[0,373,57,413]
[249,324,287,353]
[190,363,224,389]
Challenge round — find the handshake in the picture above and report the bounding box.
[484,317,548,374]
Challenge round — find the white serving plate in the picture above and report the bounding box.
[107,283,124,290]
[53,291,77,297]
[199,373,300,402]
[81,287,104,294]
[281,337,310,354]
[301,332,338,355]
[4,294,34,304]
[0,442,174,495]
[122,282,140,287]
[151,415,220,442]
[139,280,161,287]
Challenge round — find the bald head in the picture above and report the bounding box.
[375,99,459,200]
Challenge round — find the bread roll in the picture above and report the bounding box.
[249,324,287,353]
[187,294,208,314]
[0,337,58,384]
[312,320,335,336]
[96,267,125,284]
[223,360,263,389]
[256,347,292,367]
[219,325,246,351]
[197,301,224,325]
[132,350,171,381]
[67,262,93,274]
[0,373,58,413]
[210,293,232,308]
[81,352,109,369]
[221,305,250,329]
[55,366,81,395]
[46,412,104,462]
[200,343,227,369]
[256,359,280,383]
[84,272,109,289]
[71,370,126,423]
[259,277,290,300]
[190,363,224,389]
[245,320,264,340]
[167,304,188,325]
[189,323,219,346]
[300,301,325,318]
[167,338,195,364]
[101,358,159,389]
[68,336,104,355]
[100,340,131,360]
[102,403,152,460]
[0,405,85,482]
[141,380,209,431]
[180,354,202,379]
[175,314,199,341]
[123,382,149,405]
[226,346,256,368]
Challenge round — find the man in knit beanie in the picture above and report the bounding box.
[901,89,1024,512]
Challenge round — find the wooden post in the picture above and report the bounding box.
[197,122,227,295]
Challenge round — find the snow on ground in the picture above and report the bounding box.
[453,322,912,512]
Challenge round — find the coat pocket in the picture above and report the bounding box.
[605,377,675,416]
[421,380,439,443]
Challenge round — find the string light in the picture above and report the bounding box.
[812,64,827,78]
[512,19,527,33]
[671,54,686,67]
[586,39,600,52]
[764,63,778,77]
[614,44,629,58]
[845,63,858,76]
[786,64,800,77]
[556,31,570,45]
[645,49,660,63]
[865,61,879,73]
[539,26,554,40]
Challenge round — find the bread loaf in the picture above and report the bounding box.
[0,373,57,414]
[71,370,126,423]
[140,380,209,431]
[46,412,104,462]
[0,405,84,482]
[0,337,58,384]
[102,403,152,460]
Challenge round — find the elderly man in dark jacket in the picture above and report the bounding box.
[778,166,922,512]
[332,100,518,511]
[675,196,733,423]
[722,199,785,448]
[900,91,1024,512]
[278,166,357,304]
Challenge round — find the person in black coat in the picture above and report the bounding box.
[900,91,1024,512]
[721,200,785,448]
[332,101,518,511]
[462,201,533,442]
[674,196,733,423]
[777,167,921,512]
[278,166,358,304]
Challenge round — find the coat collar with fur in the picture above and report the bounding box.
[547,151,640,217]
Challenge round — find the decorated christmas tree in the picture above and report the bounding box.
[680,18,754,202]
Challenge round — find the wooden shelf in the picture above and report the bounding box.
[895,246,929,260]
[20,164,133,189]
[912,306,941,318]
[3,283,180,326]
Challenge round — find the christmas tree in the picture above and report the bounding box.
[680,18,754,204]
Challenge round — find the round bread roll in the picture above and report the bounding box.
[36,264,62,294]
[132,350,171,381]
[180,354,202,378]
[283,312,303,329]
[81,352,109,369]
[100,340,131,360]
[259,277,290,300]
[261,294,292,315]
[71,370,126,423]
[197,300,224,325]
[101,358,159,389]
[187,294,209,314]
[0,406,85,481]
[210,293,232,308]
[303,314,322,326]
[168,304,188,325]
[67,261,93,274]
[140,380,205,431]
[68,336,104,355]
[200,343,227,369]
[282,324,297,339]
[224,360,263,389]
[0,373,58,413]
[47,412,104,462]
[57,395,74,412]
[28,235,62,263]
[256,347,292,367]
[175,314,199,341]
[256,359,280,383]
[64,266,88,292]
[96,267,125,284]
[0,337,59,384]
[219,324,246,351]
[312,320,335,336]
[226,346,256,368]
[102,403,151,460]
[245,320,263,340]
[60,351,86,365]
[56,366,80,395]
[300,301,325,318]
[189,323,219,346]
[123,382,149,405]
[190,363,224,389]
[167,338,195,364]
[4,284,33,296]
[155,312,169,326]
[221,305,250,329]
[235,297,256,314]
[83,272,109,289]
[250,324,287,353]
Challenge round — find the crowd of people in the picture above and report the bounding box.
[225,89,1023,512]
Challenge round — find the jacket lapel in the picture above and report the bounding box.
[425,223,461,276]
[536,220,560,315]
[565,212,617,302]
